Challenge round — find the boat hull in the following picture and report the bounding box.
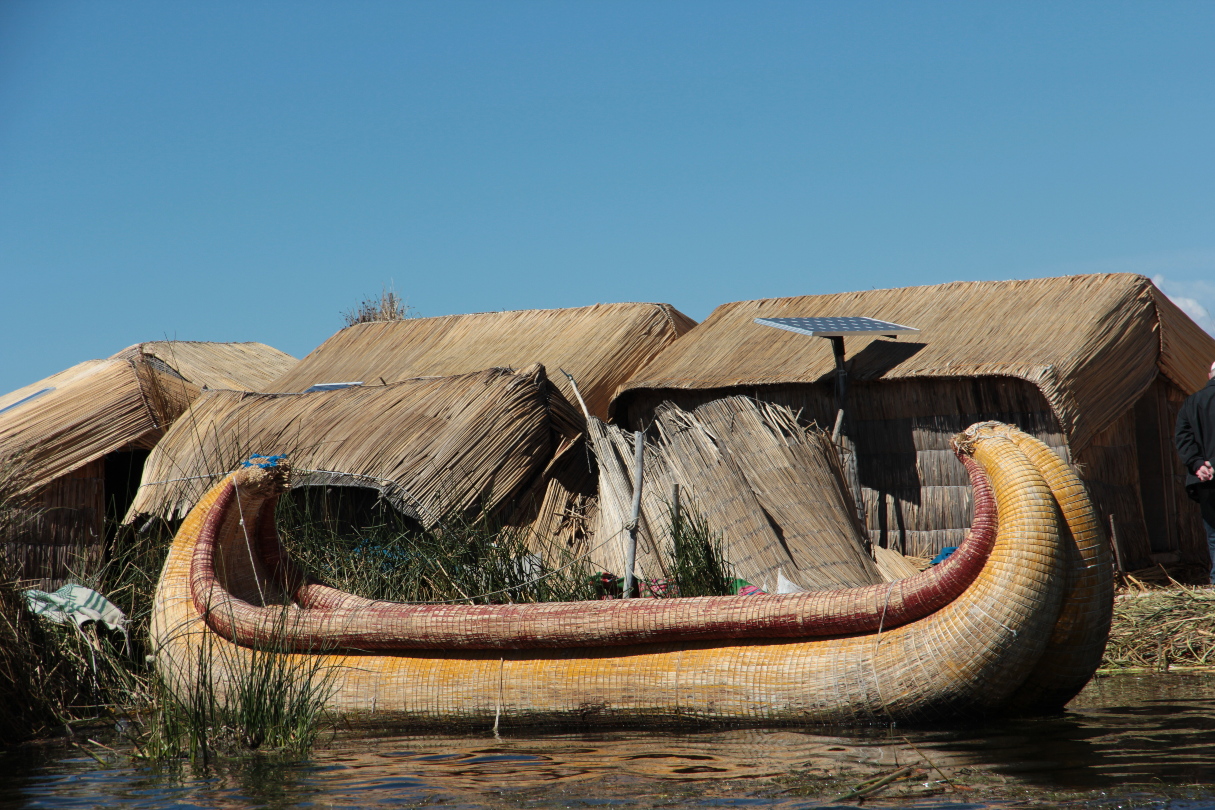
[151,425,1105,726]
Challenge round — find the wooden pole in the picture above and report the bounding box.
[672,483,681,540]
[1109,514,1125,574]
[829,335,847,444]
[624,430,645,599]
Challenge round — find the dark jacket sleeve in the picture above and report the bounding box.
[1177,402,1206,474]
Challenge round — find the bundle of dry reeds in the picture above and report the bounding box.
[586,396,882,591]
[615,274,1215,453]
[1104,587,1215,670]
[151,421,1109,725]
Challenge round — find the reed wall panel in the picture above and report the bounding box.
[4,458,105,588]
[589,397,880,592]
[622,378,1066,558]
[1073,410,1151,570]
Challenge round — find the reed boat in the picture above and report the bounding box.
[150,422,1113,726]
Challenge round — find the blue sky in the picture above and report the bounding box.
[1,1,1212,394]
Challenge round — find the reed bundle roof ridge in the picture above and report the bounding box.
[613,273,1215,452]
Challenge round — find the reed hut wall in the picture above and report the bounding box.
[267,303,696,420]
[612,274,1215,579]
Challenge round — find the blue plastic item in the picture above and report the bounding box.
[930,546,959,565]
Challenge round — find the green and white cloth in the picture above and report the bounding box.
[23,584,128,634]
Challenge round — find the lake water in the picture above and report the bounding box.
[4,672,1215,809]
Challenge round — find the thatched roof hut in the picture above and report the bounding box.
[127,365,578,530]
[613,274,1215,580]
[267,303,696,419]
[254,303,693,558]
[0,341,296,586]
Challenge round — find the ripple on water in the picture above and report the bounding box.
[5,673,1215,809]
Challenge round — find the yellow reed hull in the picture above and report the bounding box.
[151,427,1103,726]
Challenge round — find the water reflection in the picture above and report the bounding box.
[5,673,1215,809]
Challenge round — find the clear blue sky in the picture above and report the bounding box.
[2,1,1213,394]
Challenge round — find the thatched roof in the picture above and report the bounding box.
[127,365,575,525]
[0,342,296,495]
[135,341,297,391]
[268,303,696,419]
[614,274,1215,452]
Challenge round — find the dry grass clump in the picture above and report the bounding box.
[0,553,144,743]
[1103,586,1215,671]
[341,287,415,327]
[0,453,157,743]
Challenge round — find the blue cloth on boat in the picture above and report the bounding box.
[930,546,958,565]
[242,453,286,469]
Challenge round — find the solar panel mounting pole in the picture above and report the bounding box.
[752,316,921,532]
[828,335,848,444]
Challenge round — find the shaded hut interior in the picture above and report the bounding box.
[613,274,1215,581]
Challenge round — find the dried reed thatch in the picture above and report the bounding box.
[127,366,577,530]
[585,396,882,592]
[135,341,297,392]
[268,303,696,420]
[617,274,1210,451]
[1105,588,1215,671]
[0,342,298,497]
[614,274,1215,575]
[0,341,296,586]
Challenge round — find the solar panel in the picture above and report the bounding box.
[753,317,919,338]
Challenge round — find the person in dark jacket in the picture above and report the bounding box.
[1176,360,1215,583]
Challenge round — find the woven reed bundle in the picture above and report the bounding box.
[0,341,297,498]
[128,366,557,525]
[586,397,881,591]
[152,421,1110,725]
[975,424,1115,713]
[180,452,996,651]
[267,303,695,420]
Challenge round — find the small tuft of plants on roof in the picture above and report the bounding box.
[341,286,416,327]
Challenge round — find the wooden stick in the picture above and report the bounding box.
[624,430,645,599]
[1109,514,1125,574]
[558,368,592,422]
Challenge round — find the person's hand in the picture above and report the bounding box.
[1199,461,1215,482]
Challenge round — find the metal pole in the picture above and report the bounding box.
[829,335,847,444]
[624,430,645,599]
